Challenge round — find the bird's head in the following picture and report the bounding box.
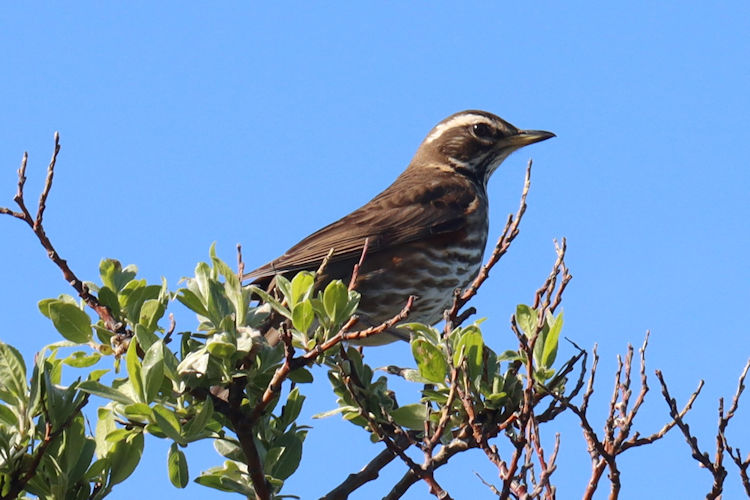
[412,110,555,186]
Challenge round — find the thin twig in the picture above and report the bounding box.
[656,370,718,497]
[444,160,533,327]
[236,244,245,280]
[723,359,750,496]
[348,238,369,291]
[321,434,411,500]
[1,135,124,334]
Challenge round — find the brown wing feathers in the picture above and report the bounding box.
[242,175,477,283]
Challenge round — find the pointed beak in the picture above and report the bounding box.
[508,129,556,147]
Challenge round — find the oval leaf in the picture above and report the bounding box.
[391,403,429,430]
[411,339,447,384]
[291,300,314,332]
[453,328,484,379]
[48,302,92,343]
[516,304,537,338]
[168,442,189,488]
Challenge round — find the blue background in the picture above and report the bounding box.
[2,2,749,498]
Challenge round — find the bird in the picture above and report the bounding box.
[243,110,554,344]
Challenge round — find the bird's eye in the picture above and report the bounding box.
[471,123,495,140]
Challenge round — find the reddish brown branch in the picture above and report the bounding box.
[724,359,750,496]
[656,370,718,497]
[444,160,533,328]
[4,393,90,499]
[336,347,451,499]
[227,381,271,500]
[322,434,411,500]
[1,134,124,334]
[236,243,245,280]
[348,238,369,291]
[249,297,414,423]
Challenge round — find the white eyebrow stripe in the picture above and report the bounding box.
[424,114,493,144]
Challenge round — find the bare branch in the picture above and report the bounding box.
[236,243,245,280]
[656,370,720,497]
[348,238,369,291]
[444,160,533,329]
[1,135,124,334]
[322,435,410,500]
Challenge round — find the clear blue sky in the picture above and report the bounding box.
[2,2,749,498]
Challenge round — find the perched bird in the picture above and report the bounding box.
[244,110,554,344]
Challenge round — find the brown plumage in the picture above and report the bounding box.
[244,110,554,344]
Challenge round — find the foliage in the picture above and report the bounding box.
[2,141,749,500]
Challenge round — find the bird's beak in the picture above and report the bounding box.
[508,129,556,147]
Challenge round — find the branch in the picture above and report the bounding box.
[444,159,533,329]
[724,359,750,496]
[4,393,90,499]
[226,379,270,500]
[321,434,410,500]
[1,134,124,334]
[656,370,719,497]
[249,297,414,423]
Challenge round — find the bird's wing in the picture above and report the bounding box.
[243,178,479,281]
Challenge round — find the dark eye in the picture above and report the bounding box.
[472,123,495,139]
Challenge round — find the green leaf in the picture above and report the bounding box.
[453,327,484,380]
[168,442,189,488]
[79,380,135,405]
[122,402,154,421]
[47,302,92,343]
[248,286,292,320]
[516,304,537,338]
[214,439,244,461]
[291,300,314,332]
[139,299,165,332]
[0,342,27,405]
[277,387,305,430]
[97,286,121,318]
[153,405,183,444]
[206,279,232,325]
[184,399,214,439]
[390,403,429,430]
[288,367,313,384]
[176,347,210,377]
[290,271,314,305]
[62,350,101,368]
[400,322,439,343]
[411,338,447,384]
[535,367,556,382]
[88,368,109,381]
[176,288,209,318]
[541,311,564,368]
[38,298,56,319]
[99,259,137,292]
[142,340,165,402]
[95,408,116,458]
[275,275,292,302]
[195,461,254,496]
[62,415,96,483]
[126,340,144,402]
[498,350,525,363]
[108,430,144,485]
[0,404,16,426]
[485,392,508,409]
[323,280,349,322]
[268,431,304,480]
[339,290,360,322]
[206,332,236,358]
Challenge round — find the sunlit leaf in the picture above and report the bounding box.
[411,338,447,384]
